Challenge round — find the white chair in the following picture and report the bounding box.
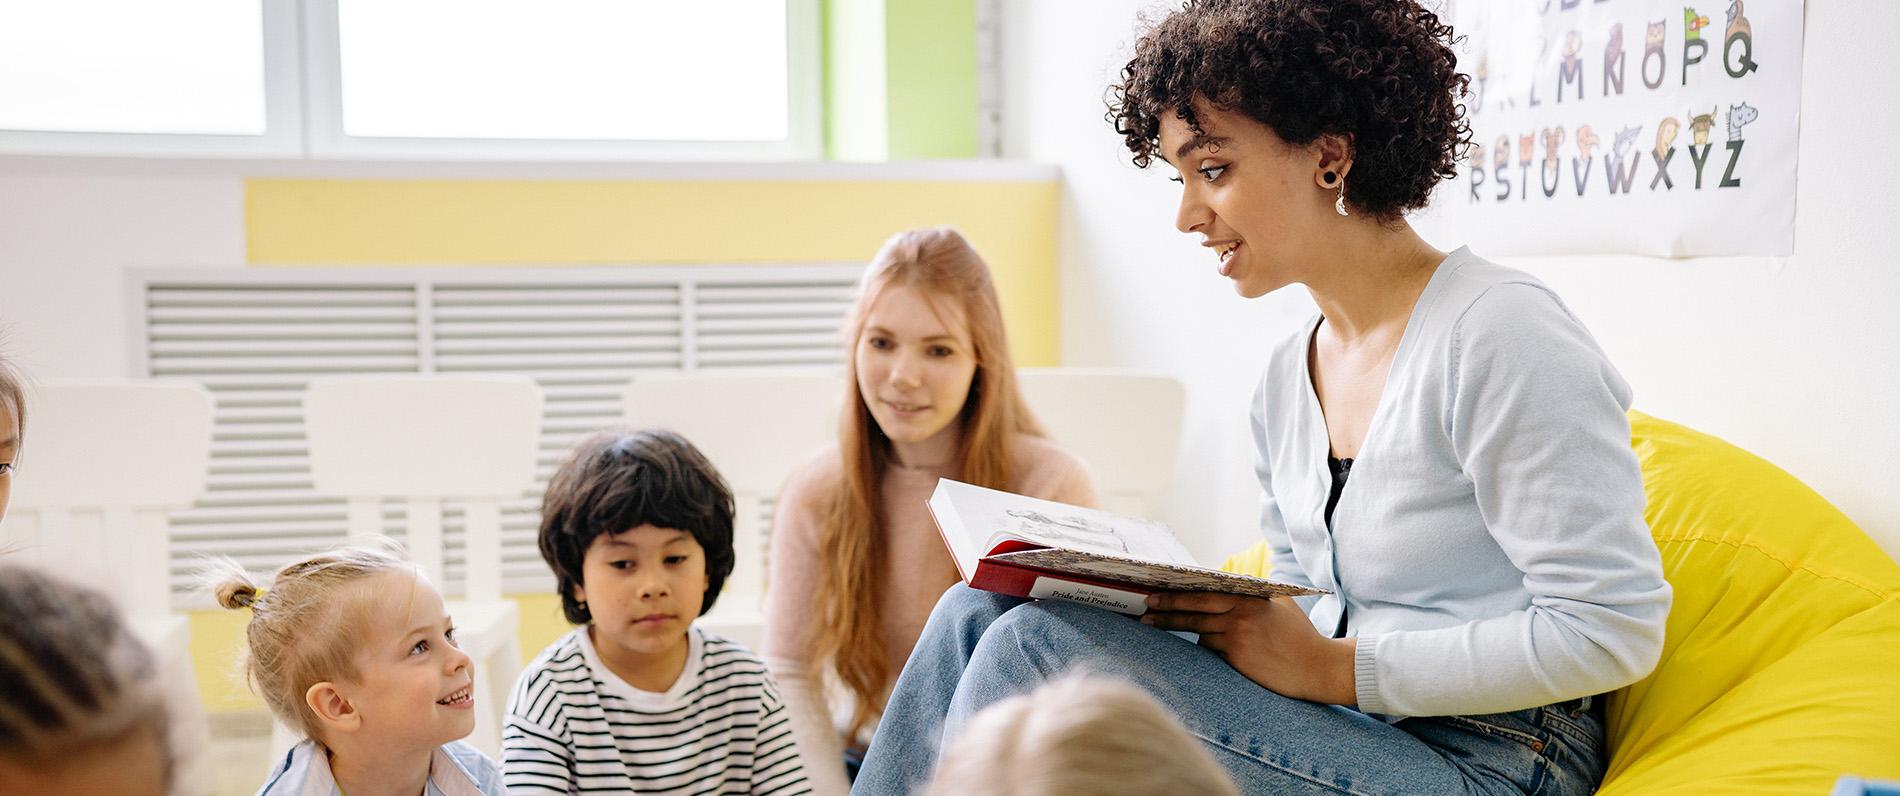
[621,370,845,650]
[1018,368,1186,517]
[279,374,544,758]
[4,379,215,796]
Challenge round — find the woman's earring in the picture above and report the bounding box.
[1335,182,1350,217]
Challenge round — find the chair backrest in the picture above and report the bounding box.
[303,375,543,600]
[304,375,544,499]
[622,370,845,611]
[1017,368,1185,517]
[622,371,845,494]
[7,379,214,612]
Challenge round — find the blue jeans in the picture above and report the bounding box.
[853,586,1606,796]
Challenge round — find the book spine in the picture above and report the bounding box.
[969,560,1156,615]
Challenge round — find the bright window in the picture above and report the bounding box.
[335,0,791,142]
[0,0,268,135]
[0,0,820,159]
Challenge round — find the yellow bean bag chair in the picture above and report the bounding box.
[1221,411,1900,794]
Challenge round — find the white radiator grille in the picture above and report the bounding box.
[132,266,859,603]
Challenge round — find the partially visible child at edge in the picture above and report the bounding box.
[0,563,175,795]
[924,677,1241,796]
[502,428,811,795]
[0,348,19,530]
[2,352,176,794]
[207,542,504,795]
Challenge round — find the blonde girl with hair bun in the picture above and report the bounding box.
[763,227,1098,791]
[0,562,172,795]
[924,677,1240,796]
[208,542,505,795]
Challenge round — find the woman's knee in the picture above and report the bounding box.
[934,582,1014,614]
[978,600,1133,666]
[914,583,1022,646]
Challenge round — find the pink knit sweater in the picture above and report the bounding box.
[761,434,1097,793]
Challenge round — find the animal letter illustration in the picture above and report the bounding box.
[1643,20,1668,89]
[1727,102,1758,141]
[1685,7,1711,39]
[1603,23,1627,96]
[1541,127,1567,197]
[1725,0,1751,40]
[1473,54,1490,111]
[1572,125,1601,196]
[1654,117,1680,161]
[1724,0,1760,76]
[1576,125,1602,161]
[1688,107,1718,146]
[1605,125,1644,194]
[1543,127,1568,167]
[1613,126,1641,161]
[1558,31,1585,102]
[1683,7,1710,84]
[1651,117,1681,190]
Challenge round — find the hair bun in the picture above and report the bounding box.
[214,579,259,610]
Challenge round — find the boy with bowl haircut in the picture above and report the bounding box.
[503,429,810,795]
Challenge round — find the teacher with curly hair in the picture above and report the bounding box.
[851,1,1672,794]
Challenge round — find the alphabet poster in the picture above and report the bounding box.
[1444,0,1803,257]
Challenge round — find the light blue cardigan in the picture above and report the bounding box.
[1251,247,1672,718]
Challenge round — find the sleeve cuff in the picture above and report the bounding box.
[1352,633,1385,715]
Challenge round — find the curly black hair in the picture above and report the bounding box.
[538,428,736,624]
[1107,0,1471,220]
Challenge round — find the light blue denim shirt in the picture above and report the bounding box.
[1251,247,1672,719]
[255,739,504,796]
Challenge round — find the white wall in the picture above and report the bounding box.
[0,164,247,379]
[1001,0,1900,562]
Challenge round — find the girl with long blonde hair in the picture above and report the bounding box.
[763,227,1097,792]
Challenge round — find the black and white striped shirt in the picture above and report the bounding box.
[503,626,811,795]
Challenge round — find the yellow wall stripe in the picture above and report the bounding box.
[244,178,1060,367]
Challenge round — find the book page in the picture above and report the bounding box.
[927,481,984,581]
[931,479,1197,565]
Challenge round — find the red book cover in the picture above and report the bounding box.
[928,479,1325,616]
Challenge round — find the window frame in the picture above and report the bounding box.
[0,0,823,160]
[0,0,305,158]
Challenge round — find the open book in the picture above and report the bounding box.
[927,478,1325,616]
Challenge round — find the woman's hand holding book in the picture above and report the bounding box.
[1141,591,1359,707]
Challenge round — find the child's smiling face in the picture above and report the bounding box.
[575,524,709,689]
[332,571,476,749]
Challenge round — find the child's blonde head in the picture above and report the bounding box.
[925,677,1240,796]
[0,562,170,788]
[206,542,413,740]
